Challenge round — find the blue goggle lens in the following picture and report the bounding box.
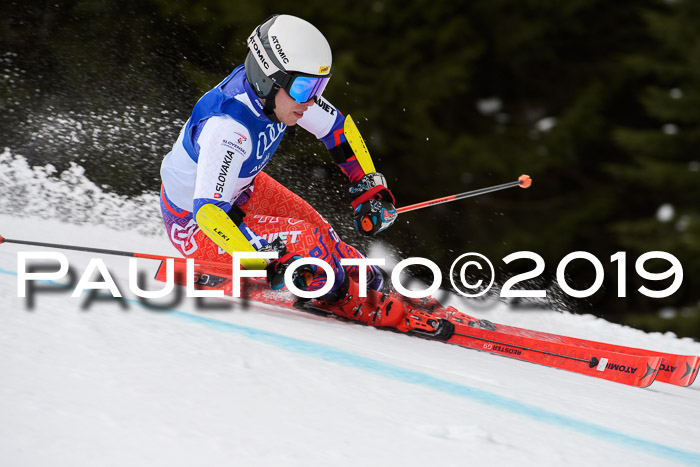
[288,75,330,103]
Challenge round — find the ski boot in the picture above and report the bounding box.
[318,272,406,328]
[319,270,456,340]
[389,293,457,340]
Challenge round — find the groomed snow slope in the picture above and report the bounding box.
[1,151,699,466]
[2,217,700,467]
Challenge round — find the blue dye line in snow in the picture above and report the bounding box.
[1,266,699,466]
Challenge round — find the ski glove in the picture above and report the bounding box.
[345,172,397,236]
[261,238,314,291]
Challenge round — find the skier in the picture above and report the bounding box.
[160,14,447,334]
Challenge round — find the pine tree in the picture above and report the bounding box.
[610,1,700,334]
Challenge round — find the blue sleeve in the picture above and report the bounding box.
[319,112,366,182]
[319,112,347,149]
[193,198,232,219]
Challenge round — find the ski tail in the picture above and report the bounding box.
[490,323,699,387]
[447,321,662,388]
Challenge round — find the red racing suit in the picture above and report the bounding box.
[159,65,381,293]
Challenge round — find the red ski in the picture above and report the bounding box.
[155,261,677,388]
[444,319,661,388]
[467,321,699,387]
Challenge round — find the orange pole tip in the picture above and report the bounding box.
[0,234,5,244]
[518,174,532,188]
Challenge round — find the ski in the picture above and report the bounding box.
[463,321,699,387]
[444,319,661,387]
[155,261,682,388]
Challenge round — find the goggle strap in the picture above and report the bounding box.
[247,30,282,77]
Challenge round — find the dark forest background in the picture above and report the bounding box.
[2,0,699,338]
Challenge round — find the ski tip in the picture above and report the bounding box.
[0,234,5,245]
[518,174,532,188]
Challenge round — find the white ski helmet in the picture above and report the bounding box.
[245,14,332,106]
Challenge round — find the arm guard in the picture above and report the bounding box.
[342,115,376,174]
[195,203,268,270]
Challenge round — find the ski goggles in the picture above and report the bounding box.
[286,74,331,104]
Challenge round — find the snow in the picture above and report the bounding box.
[476,97,503,116]
[1,150,700,466]
[535,117,558,133]
[657,203,675,223]
[663,124,679,136]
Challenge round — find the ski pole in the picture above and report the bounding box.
[0,234,225,268]
[396,174,532,215]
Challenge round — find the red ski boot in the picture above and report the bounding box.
[319,274,406,328]
[318,274,457,340]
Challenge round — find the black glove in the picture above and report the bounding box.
[261,238,314,291]
[346,173,397,236]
